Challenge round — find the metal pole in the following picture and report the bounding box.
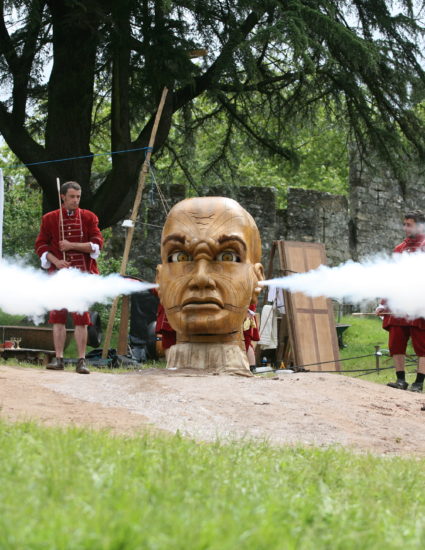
[374,345,381,374]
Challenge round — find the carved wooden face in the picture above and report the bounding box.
[156,197,264,337]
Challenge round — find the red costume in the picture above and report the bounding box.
[35,207,103,325]
[35,207,103,274]
[382,234,425,356]
[243,303,260,351]
[156,303,177,351]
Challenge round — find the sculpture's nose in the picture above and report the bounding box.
[188,258,216,290]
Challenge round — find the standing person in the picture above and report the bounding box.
[243,304,260,371]
[376,210,425,392]
[35,181,103,374]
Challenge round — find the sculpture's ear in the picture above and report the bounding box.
[155,264,162,298]
[251,262,265,304]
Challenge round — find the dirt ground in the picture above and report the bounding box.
[1,364,425,456]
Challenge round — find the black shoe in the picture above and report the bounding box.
[408,382,423,393]
[76,358,90,374]
[387,380,408,390]
[46,357,64,370]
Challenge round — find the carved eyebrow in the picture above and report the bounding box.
[162,233,186,247]
[217,235,247,251]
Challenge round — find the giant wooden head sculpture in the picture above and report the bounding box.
[156,197,264,345]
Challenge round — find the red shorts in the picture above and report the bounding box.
[388,325,425,356]
[48,309,91,326]
[243,323,260,351]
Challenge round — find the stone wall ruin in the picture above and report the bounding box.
[108,157,425,282]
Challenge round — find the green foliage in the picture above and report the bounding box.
[1,144,42,261]
[2,181,42,263]
[1,421,425,549]
[90,229,140,333]
[1,1,424,227]
[95,230,139,279]
[157,98,349,205]
[0,310,25,326]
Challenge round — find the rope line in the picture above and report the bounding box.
[354,365,418,378]
[149,165,170,215]
[287,352,380,370]
[137,220,164,229]
[275,351,418,375]
[306,365,393,374]
[353,366,397,377]
[1,146,153,170]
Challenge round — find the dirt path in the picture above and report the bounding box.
[1,364,425,456]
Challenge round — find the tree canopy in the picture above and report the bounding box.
[155,96,350,204]
[0,0,424,228]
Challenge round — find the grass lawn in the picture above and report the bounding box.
[1,421,425,550]
[1,312,424,548]
[338,315,417,386]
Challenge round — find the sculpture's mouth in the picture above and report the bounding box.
[181,297,223,309]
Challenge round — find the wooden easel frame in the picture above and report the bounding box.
[263,241,340,371]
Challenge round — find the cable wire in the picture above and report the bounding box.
[1,146,152,170]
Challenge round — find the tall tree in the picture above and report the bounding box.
[156,96,350,202]
[0,0,424,228]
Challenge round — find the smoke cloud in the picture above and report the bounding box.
[261,252,425,318]
[0,258,157,320]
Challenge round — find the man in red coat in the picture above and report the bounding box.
[376,210,425,392]
[35,181,103,374]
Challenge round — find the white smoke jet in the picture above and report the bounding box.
[261,252,425,319]
[0,258,157,319]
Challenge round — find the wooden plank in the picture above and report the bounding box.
[117,295,130,355]
[277,241,340,371]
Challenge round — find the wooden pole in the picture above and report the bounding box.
[102,87,169,359]
[117,295,130,355]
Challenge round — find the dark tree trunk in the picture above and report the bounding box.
[43,0,100,211]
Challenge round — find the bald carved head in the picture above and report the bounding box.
[156,197,264,339]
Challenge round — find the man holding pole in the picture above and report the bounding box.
[35,181,103,374]
[376,210,425,392]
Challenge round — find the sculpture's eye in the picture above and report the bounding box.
[168,251,193,262]
[216,250,240,262]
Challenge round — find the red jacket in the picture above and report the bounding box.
[382,234,425,330]
[35,207,103,274]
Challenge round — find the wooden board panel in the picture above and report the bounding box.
[278,241,340,371]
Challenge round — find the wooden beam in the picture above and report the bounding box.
[101,87,168,359]
[117,295,130,356]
